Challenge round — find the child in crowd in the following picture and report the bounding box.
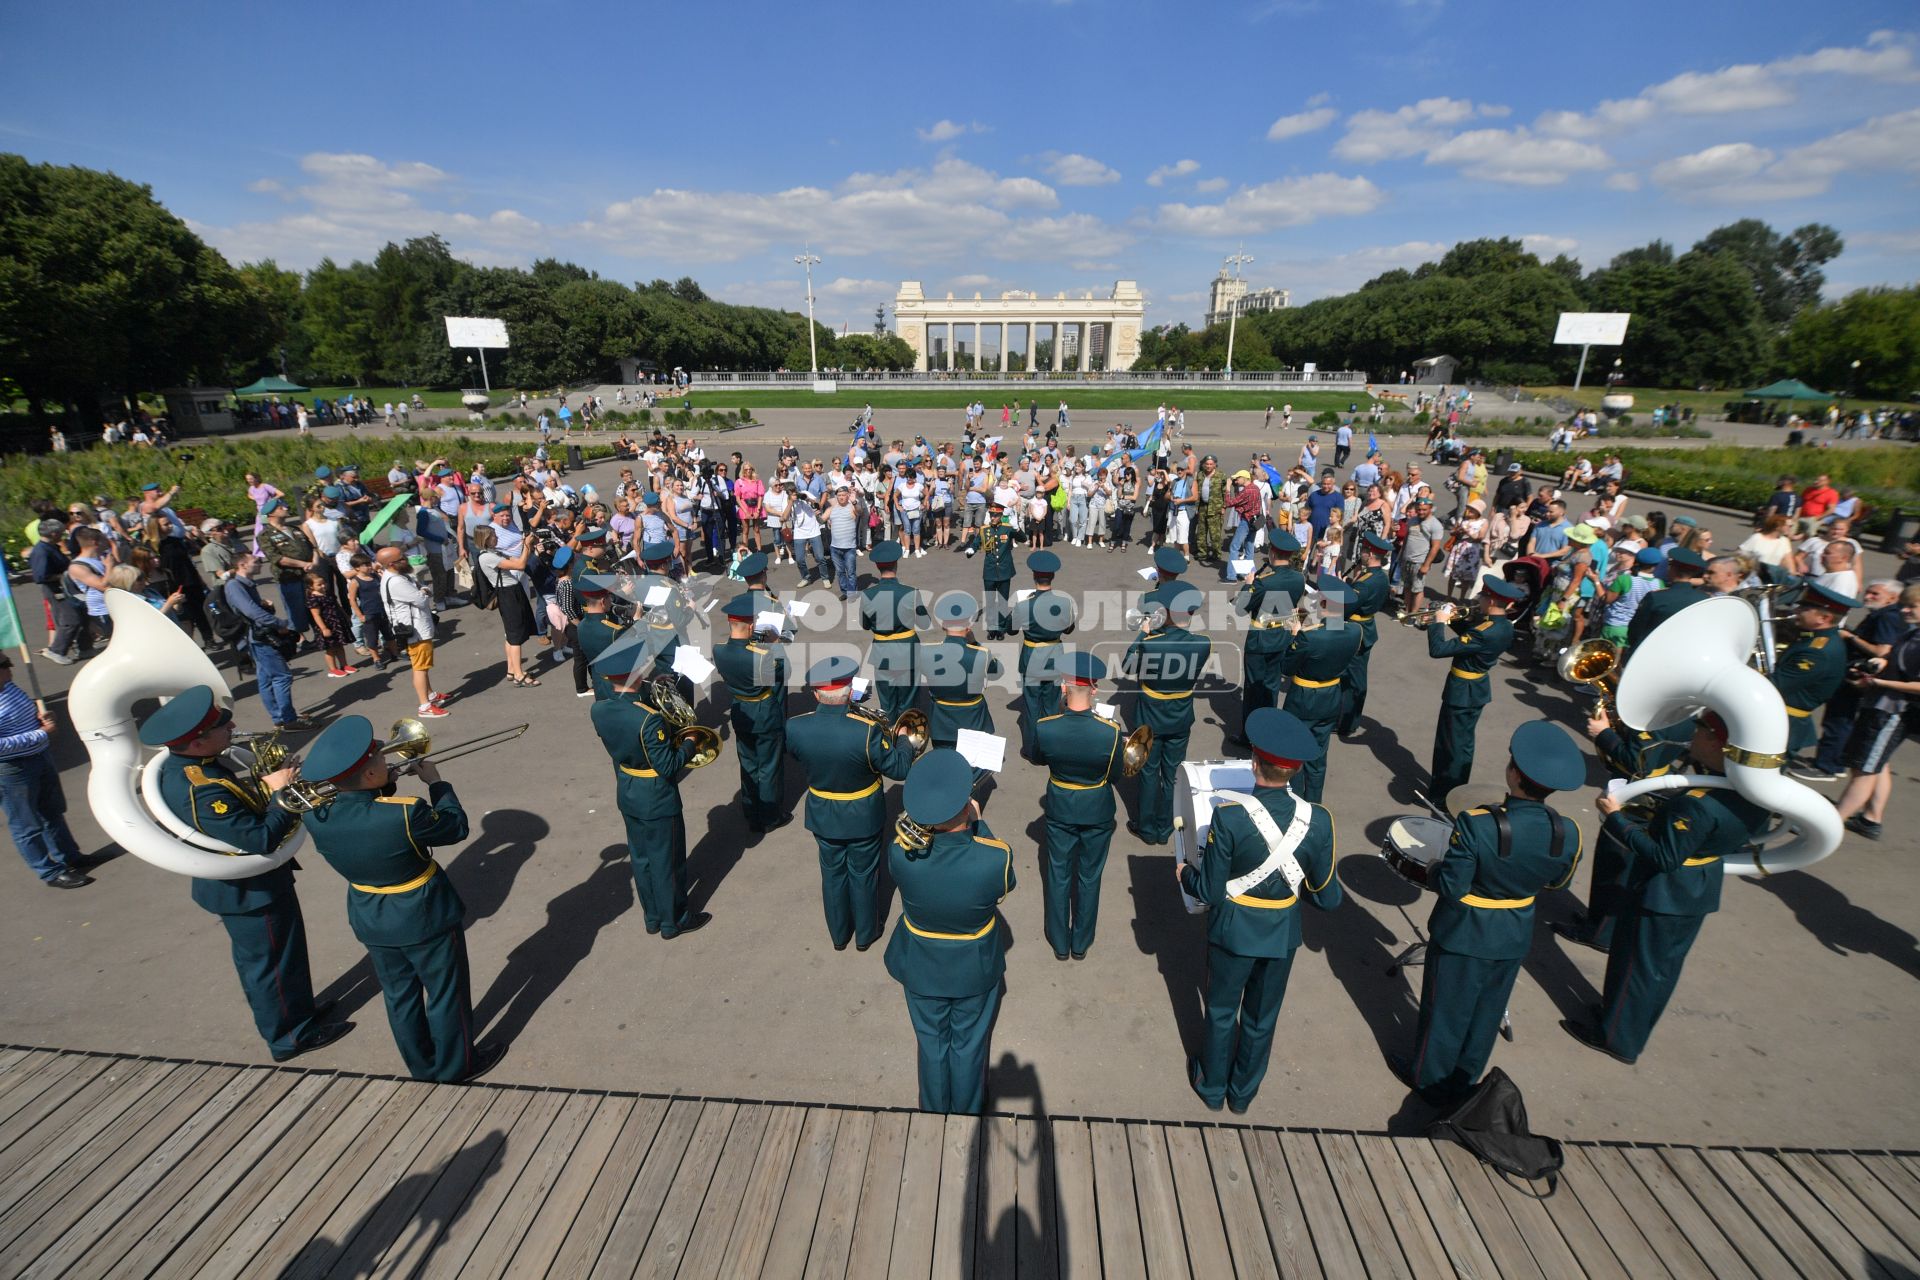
[347,553,394,668]
[304,569,356,677]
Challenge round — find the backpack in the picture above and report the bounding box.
[204,584,248,643]
[1428,1068,1564,1194]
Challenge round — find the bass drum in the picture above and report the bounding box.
[1172,759,1257,914]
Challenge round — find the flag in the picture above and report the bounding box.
[1259,461,1285,490]
[1367,431,1379,456]
[0,553,27,650]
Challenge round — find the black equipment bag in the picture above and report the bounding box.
[1428,1068,1564,1195]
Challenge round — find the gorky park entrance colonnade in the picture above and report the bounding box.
[893,280,1146,374]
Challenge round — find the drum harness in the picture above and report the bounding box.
[1476,804,1569,865]
[1216,794,1312,900]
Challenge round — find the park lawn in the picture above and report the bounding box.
[301,386,503,410]
[674,388,1395,412]
[1524,384,1920,416]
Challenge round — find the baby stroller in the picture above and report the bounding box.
[1500,555,1551,650]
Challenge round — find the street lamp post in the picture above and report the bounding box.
[795,248,822,375]
[1222,248,1252,378]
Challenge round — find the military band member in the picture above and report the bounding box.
[634,539,689,679]
[1336,531,1394,738]
[1392,723,1584,1102]
[1278,576,1363,804]
[1014,549,1076,762]
[1773,581,1855,759]
[1179,709,1341,1113]
[299,714,502,1082]
[1124,584,1211,844]
[574,573,627,701]
[884,749,1014,1114]
[140,686,350,1063]
[1150,544,1188,593]
[961,498,1026,639]
[786,655,918,950]
[1034,651,1130,960]
[714,591,790,835]
[1565,712,1770,1064]
[1554,713,1692,952]
[924,592,1002,755]
[1625,545,1711,649]
[590,645,711,938]
[861,540,928,722]
[1423,575,1524,806]
[1235,530,1305,745]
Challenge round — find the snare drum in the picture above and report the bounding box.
[1384,815,1452,889]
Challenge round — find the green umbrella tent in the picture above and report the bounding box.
[1741,378,1832,402]
[232,375,311,396]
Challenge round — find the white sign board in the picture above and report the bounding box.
[1553,312,1630,346]
[812,379,838,395]
[444,316,510,349]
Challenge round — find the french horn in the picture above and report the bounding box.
[1121,724,1153,777]
[641,675,722,768]
[848,703,932,758]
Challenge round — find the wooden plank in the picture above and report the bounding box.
[366,1086,534,1280]
[1317,1132,1411,1280]
[1280,1129,1367,1280]
[241,1080,458,1280]
[670,1103,777,1280]
[1393,1137,1503,1280]
[1351,1135,1457,1280]
[0,1058,165,1181]
[1625,1146,1767,1280]
[760,1107,844,1278]
[0,1052,86,1130]
[1164,1126,1233,1280]
[195,1077,408,1280]
[0,1046,34,1086]
[886,1111,948,1280]
[1015,1117,1061,1280]
[1533,1157,1630,1280]
[714,1103,807,1280]
[1736,1149,1893,1280]
[1782,1152,1920,1277]
[975,1116,1018,1280]
[18,1067,288,1280]
[482,1094,632,1280]
[1464,1138,1598,1280]
[110,1073,337,1277]
[929,1114,982,1280]
[590,1097,706,1279]
[1127,1124,1191,1279]
[1548,1147,1673,1280]
[425,1090,589,1280]
[545,1096,671,1279]
[1090,1121,1147,1280]
[846,1111,911,1280]
[0,1049,55,1108]
[1200,1130,1279,1280]
[804,1107,875,1280]
[1048,1119,1102,1280]
[1429,1137,1546,1280]
[0,1055,110,1159]
[1242,1129,1322,1280]
[1821,1153,1920,1258]
[1856,1152,1920,1220]
[1690,1147,1843,1280]
[0,1065,237,1270]
[636,1100,744,1280]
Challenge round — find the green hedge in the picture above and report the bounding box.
[1350,417,1710,440]
[1509,445,1919,533]
[402,406,748,433]
[0,434,619,559]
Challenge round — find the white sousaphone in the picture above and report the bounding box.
[1608,595,1841,877]
[68,588,307,879]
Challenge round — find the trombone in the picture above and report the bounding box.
[274,718,529,813]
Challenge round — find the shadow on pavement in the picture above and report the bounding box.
[1126,853,1207,1059]
[1756,870,1920,980]
[476,856,632,1047]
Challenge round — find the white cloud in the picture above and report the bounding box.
[1334,97,1506,162]
[1852,228,1920,254]
[948,273,997,288]
[1604,171,1641,191]
[1145,159,1201,187]
[916,119,987,142]
[1651,142,1776,189]
[1266,106,1338,141]
[1649,108,1920,201]
[1194,176,1229,193]
[1153,173,1384,236]
[820,275,895,297]
[1522,233,1580,256]
[1425,128,1612,185]
[1038,151,1121,185]
[246,177,284,195]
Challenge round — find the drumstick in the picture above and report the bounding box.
[1410,786,1453,823]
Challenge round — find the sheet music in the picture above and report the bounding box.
[955,729,1006,772]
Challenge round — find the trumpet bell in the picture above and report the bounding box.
[1559,638,1619,685]
[384,717,432,762]
[894,813,935,852]
[676,724,723,769]
[1121,724,1153,777]
[894,708,932,758]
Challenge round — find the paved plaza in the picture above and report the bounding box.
[2,409,1915,1151]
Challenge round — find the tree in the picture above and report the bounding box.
[232,259,306,381]
[1781,286,1920,399]
[1691,219,1842,328]
[670,276,709,304]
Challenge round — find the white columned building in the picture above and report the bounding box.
[894,281,1145,373]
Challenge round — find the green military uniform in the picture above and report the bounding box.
[1584,780,1770,1062]
[1193,467,1225,561]
[1013,557,1076,761]
[1236,549,1306,739]
[786,656,918,949]
[861,553,929,722]
[575,611,630,701]
[924,628,1001,754]
[960,512,1025,638]
[1179,709,1342,1112]
[1033,655,1129,959]
[1124,591,1212,844]
[1336,555,1394,736]
[1409,723,1585,1099]
[1772,626,1847,754]
[1626,579,1709,650]
[884,751,1015,1114]
[1565,719,1693,951]
[633,567,691,681]
[1426,589,1519,805]
[591,682,705,936]
[713,621,789,833]
[1278,590,1363,804]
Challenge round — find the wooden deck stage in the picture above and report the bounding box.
[0,1044,1916,1278]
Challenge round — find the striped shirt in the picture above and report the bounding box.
[0,683,48,761]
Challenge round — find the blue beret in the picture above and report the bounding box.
[1362,531,1392,553]
[738,551,768,578]
[434,466,454,478]
[807,654,860,687]
[1510,721,1585,791]
[1801,581,1860,612]
[933,591,979,624]
[640,540,673,563]
[1154,546,1188,575]
[1635,546,1666,567]
[304,714,376,783]
[492,503,512,514]
[903,749,975,827]
[322,485,344,501]
[1247,707,1321,765]
[1667,546,1708,570]
[870,540,903,564]
[1481,576,1528,601]
[136,684,226,748]
[261,498,284,515]
[1028,550,1061,575]
[1268,528,1302,554]
[141,482,161,492]
[642,491,661,506]
[552,547,574,570]
[1161,584,1204,616]
[1067,650,1107,682]
[314,466,333,480]
[578,526,608,544]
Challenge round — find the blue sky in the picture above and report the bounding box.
[5,1,1918,333]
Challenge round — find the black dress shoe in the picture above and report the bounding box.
[762,813,793,833]
[1385,1053,1419,1090]
[1550,919,1608,953]
[1125,822,1144,839]
[855,940,876,952]
[1560,1018,1636,1065]
[1187,1058,1223,1112]
[47,869,92,890]
[664,912,713,938]
[1070,951,1087,961]
[1227,1096,1253,1116]
[1054,951,1070,962]
[833,939,850,951]
[274,1020,353,1062]
[455,1042,507,1083]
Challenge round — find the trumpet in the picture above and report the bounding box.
[1125,604,1168,632]
[1398,603,1454,627]
[849,704,932,758]
[639,675,722,768]
[274,719,530,813]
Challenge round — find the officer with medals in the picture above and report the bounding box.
[713,591,790,835]
[1013,549,1077,762]
[1391,722,1585,1102]
[299,714,502,1082]
[590,642,711,938]
[1278,574,1363,804]
[1772,580,1855,760]
[786,655,918,950]
[1178,708,1342,1113]
[1336,531,1394,738]
[860,540,928,723]
[1565,712,1771,1064]
[960,497,1025,639]
[923,592,1002,756]
[1554,712,1692,952]
[1124,583,1211,844]
[1034,651,1130,961]
[1422,575,1524,806]
[1234,530,1306,745]
[1626,546,1712,649]
[141,686,350,1062]
[883,749,1014,1114]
